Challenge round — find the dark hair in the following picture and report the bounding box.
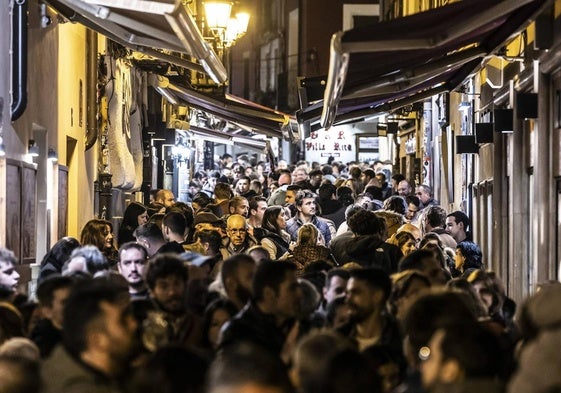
[325,296,347,327]
[383,196,407,215]
[405,195,420,208]
[167,203,195,231]
[261,206,284,234]
[252,261,296,302]
[419,233,444,250]
[249,196,267,213]
[388,271,430,315]
[134,223,165,243]
[118,202,147,245]
[363,168,375,179]
[145,254,188,290]
[336,186,355,206]
[214,182,233,200]
[163,211,187,236]
[36,275,74,307]
[394,231,416,250]
[349,268,392,301]
[0,355,42,393]
[39,237,80,281]
[456,241,483,270]
[425,206,447,229]
[63,279,130,355]
[221,254,255,288]
[286,184,302,193]
[447,211,470,231]
[391,174,406,183]
[192,193,213,209]
[347,210,382,236]
[318,183,337,201]
[194,230,222,255]
[398,249,437,272]
[80,219,114,252]
[325,268,350,288]
[202,299,238,348]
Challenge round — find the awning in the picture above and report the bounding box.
[299,0,551,129]
[45,0,227,83]
[150,76,294,139]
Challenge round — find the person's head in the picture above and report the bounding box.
[226,214,248,248]
[389,270,431,321]
[262,206,288,234]
[221,254,256,310]
[118,242,148,290]
[323,268,350,304]
[446,211,470,242]
[64,245,109,276]
[292,168,308,184]
[397,180,412,196]
[39,237,81,279]
[235,176,251,195]
[294,190,317,219]
[347,209,383,236]
[394,231,417,257]
[155,189,175,208]
[398,249,447,286]
[466,270,503,317]
[203,299,238,350]
[36,275,74,330]
[122,202,148,230]
[145,254,189,316]
[252,261,301,321]
[278,171,292,186]
[248,196,268,224]
[0,249,19,292]
[229,196,249,217]
[415,185,432,205]
[424,206,447,231]
[214,182,233,201]
[162,211,187,241]
[0,355,41,393]
[419,322,502,389]
[134,223,166,257]
[309,169,323,187]
[318,183,337,202]
[285,185,302,205]
[419,233,444,251]
[405,196,421,220]
[208,342,293,393]
[454,241,483,273]
[296,223,319,246]
[80,219,114,251]
[362,168,376,185]
[346,268,392,323]
[383,196,407,215]
[63,279,137,375]
[193,229,223,257]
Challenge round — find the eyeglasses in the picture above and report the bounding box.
[228,228,247,234]
[418,346,431,361]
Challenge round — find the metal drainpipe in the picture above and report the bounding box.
[11,0,28,121]
[85,29,98,151]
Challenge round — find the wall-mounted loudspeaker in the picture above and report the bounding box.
[456,135,479,154]
[494,108,514,133]
[475,123,494,144]
[516,92,538,119]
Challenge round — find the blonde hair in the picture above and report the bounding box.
[297,223,318,246]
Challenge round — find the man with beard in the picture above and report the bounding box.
[117,242,149,300]
[286,190,332,245]
[221,254,256,311]
[220,261,302,361]
[339,268,403,363]
[42,279,138,393]
[144,254,203,350]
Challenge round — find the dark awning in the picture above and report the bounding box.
[151,77,294,139]
[45,0,227,83]
[299,0,551,129]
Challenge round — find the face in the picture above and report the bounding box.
[233,262,255,305]
[472,281,494,313]
[278,173,291,186]
[103,225,114,249]
[98,299,138,365]
[273,271,301,320]
[151,275,186,315]
[118,248,147,287]
[297,198,316,217]
[227,218,248,247]
[208,308,232,349]
[0,261,19,291]
[233,200,250,217]
[323,275,348,304]
[454,248,466,271]
[401,239,417,256]
[397,181,411,196]
[420,329,447,389]
[445,217,462,240]
[310,174,322,186]
[45,287,70,330]
[252,201,268,222]
[237,179,250,194]
[406,203,419,220]
[416,187,431,204]
[137,211,149,226]
[293,169,307,183]
[285,190,297,205]
[345,278,379,323]
[276,209,287,230]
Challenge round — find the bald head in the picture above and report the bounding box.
[227,215,248,247]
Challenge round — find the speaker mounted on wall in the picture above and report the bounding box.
[475,123,494,144]
[456,135,479,154]
[516,92,538,119]
[494,108,514,133]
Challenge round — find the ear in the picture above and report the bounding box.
[250,208,257,216]
[41,305,54,320]
[439,359,463,384]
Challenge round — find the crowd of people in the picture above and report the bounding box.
[0,154,559,393]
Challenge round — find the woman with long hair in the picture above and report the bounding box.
[258,206,292,260]
[118,202,148,247]
[80,219,118,267]
[289,223,335,275]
